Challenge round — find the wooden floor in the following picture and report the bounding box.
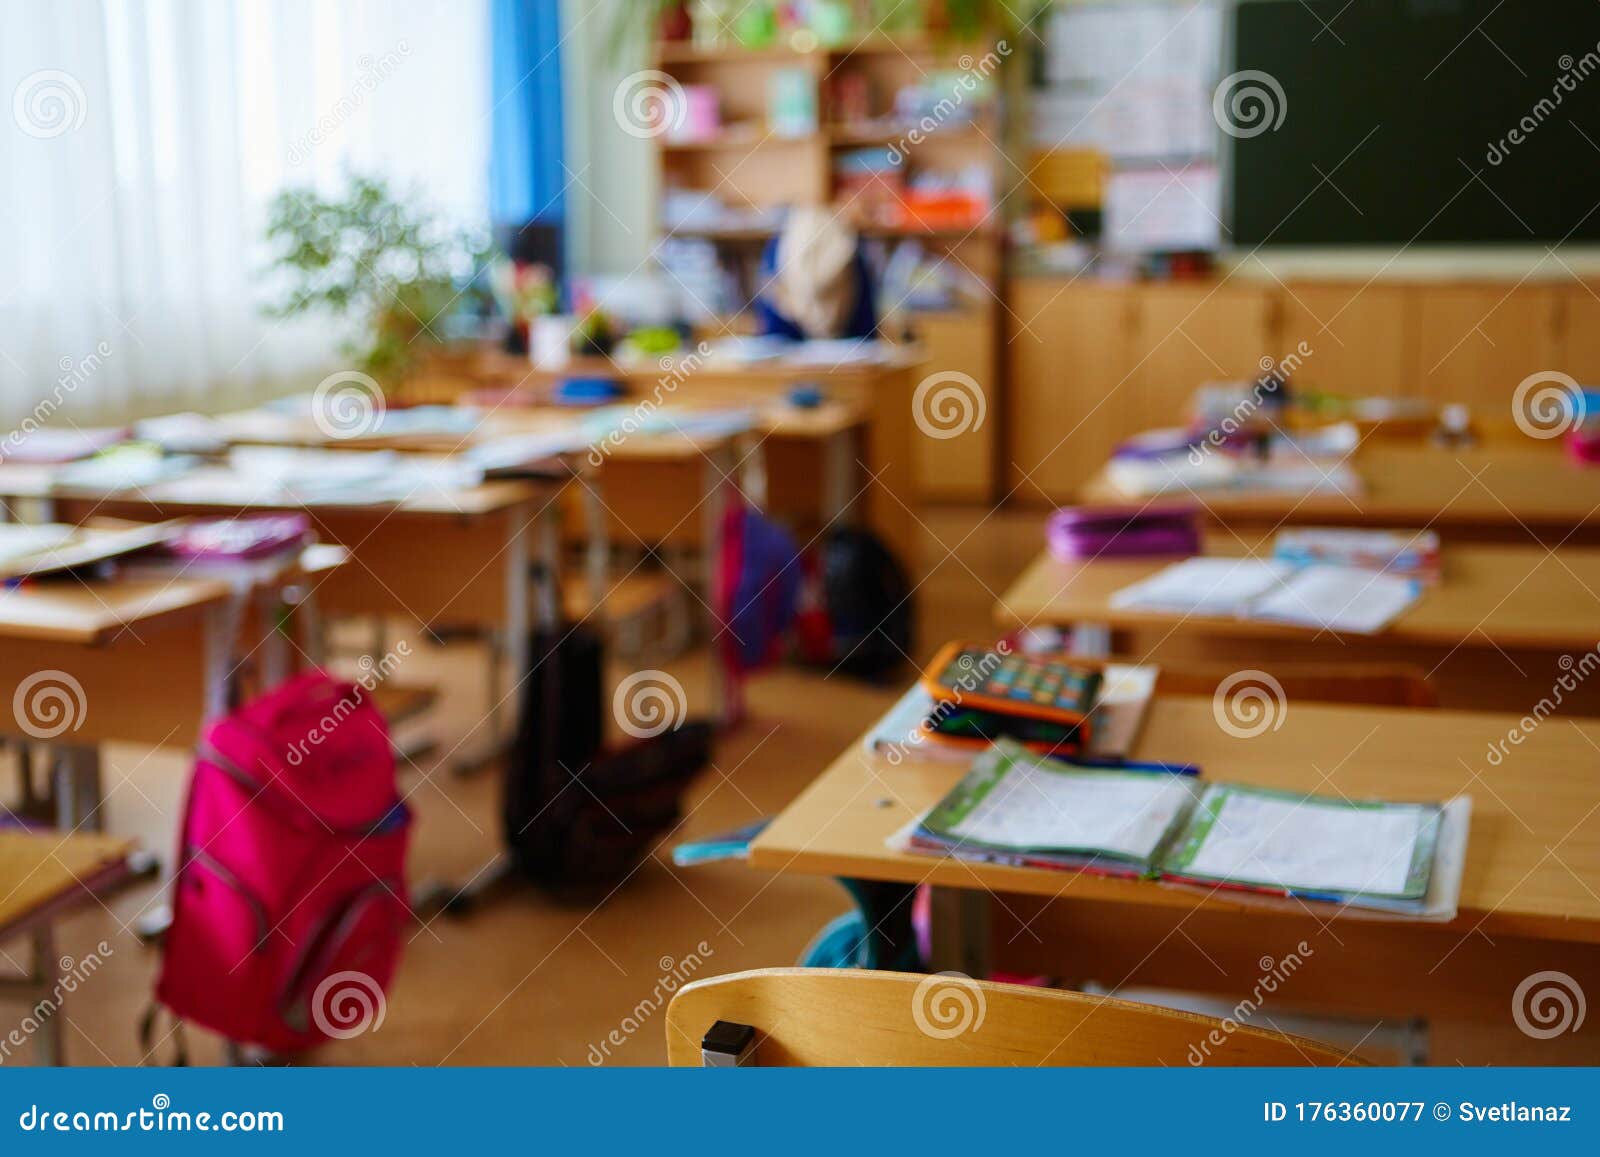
[0,507,1037,1067]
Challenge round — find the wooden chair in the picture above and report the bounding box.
[1154,660,1438,709]
[665,969,1354,1067]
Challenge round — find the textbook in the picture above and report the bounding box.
[905,741,1454,914]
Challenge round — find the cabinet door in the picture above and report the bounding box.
[1132,283,1277,426]
[1280,283,1415,397]
[1411,285,1562,418]
[1006,280,1135,502]
[1556,284,1600,383]
[901,309,997,503]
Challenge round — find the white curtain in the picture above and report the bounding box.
[0,0,490,428]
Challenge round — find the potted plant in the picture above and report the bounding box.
[262,174,488,388]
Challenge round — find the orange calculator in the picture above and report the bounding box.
[919,642,1104,733]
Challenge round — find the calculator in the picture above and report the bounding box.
[919,642,1103,731]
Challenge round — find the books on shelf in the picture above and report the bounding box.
[899,740,1469,918]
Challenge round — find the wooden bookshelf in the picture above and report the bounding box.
[650,29,1010,502]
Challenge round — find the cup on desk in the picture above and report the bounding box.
[531,315,573,369]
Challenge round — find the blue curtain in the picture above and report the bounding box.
[490,0,565,225]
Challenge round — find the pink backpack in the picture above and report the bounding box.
[156,670,411,1054]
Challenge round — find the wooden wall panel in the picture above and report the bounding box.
[1005,280,1135,503]
[1132,282,1277,425]
[1411,285,1562,416]
[1280,282,1415,397]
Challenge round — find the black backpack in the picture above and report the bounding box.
[502,626,710,889]
[804,527,914,682]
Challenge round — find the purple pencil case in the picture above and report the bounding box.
[1046,506,1201,560]
[165,515,311,561]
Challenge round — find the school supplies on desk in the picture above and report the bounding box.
[1046,505,1201,560]
[901,740,1469,917]
[1248,565,1422,635]
[1110,557,1295,616]
[908,741,1201,878]
[864,661,1159,763]
[1273,527,1441,584]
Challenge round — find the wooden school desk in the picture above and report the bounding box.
[996,538,1600,715]
[748,697,1600,1064]
[1081,440,1600,546]
[0,464,563,753]
[458,350,923,563]
[0,831,132,1064]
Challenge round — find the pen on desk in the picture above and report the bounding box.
[1075,756,1202,776]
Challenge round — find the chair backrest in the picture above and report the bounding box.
[665,968,1354,1067]
[1156,660,1438,709]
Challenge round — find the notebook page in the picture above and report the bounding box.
[1248,565,1420,634]
[943,761,1196,861]
[1174,787,1432,897]
[1110,557,1292,614]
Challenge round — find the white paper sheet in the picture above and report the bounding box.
[947,761,1197,861]
[1180,787,1431,897]
[1111,557,1294,615]
[1249,565,1421,634]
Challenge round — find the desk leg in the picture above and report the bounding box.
[927,887,992,978]
[823,428,855,527]
[702,452,730,724]
[580,463,609,613]
[52,747,102,832]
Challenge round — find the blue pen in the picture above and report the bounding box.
[1072,756,1202,777]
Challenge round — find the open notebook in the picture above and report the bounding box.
[1111,556,1421,634]
[905,741,1455,914]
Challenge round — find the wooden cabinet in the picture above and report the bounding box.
[1005,280,1135,502]
[1279,282,1415,397]
[899,309,997,503]
[1411,285,1562,415]
[1557,284,1600,382]
[1131,283,1276,426]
